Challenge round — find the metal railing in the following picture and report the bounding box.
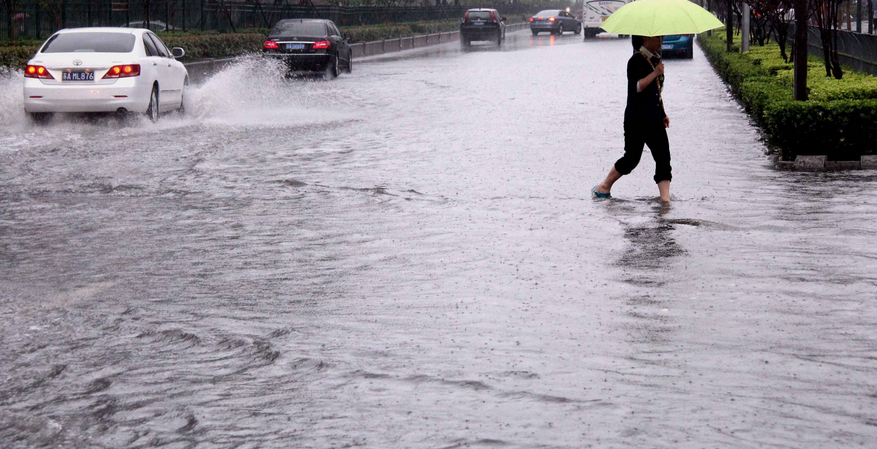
[2,1,549,41]
[788,23,877,76]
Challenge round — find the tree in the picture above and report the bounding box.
[811,0,844,79]
[750,0,793,61]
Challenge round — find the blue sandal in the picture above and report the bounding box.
[592,185,611,199]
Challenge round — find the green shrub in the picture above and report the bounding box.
[697,32,877,160]
[764,99,877,158]
[161,32,265,60]
[0,44,40,69]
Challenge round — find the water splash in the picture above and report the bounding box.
[0,68,26,130]
[184,55,352,128]
[0,55,354,151]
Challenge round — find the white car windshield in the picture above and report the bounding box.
[42,33,136,53]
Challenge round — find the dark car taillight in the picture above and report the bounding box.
[264,40,279,50]
[313,40,331,50]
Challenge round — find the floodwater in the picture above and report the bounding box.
[1,32,876,448]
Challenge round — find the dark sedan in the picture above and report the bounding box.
[529,9,582,36]
[460,8,506,47]
[262,19,352,77]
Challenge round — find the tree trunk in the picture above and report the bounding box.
[815,0,834,77]
[727,0,734,51]
[830,0,844,78]
[794,0,809,100]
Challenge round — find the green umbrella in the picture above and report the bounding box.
[599,0,725,36]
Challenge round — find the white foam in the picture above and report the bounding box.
[184,55,352,128]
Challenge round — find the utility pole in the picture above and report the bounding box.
[793,0,808,100]
[741,3,750,52]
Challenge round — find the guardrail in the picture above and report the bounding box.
[349,22,528,58]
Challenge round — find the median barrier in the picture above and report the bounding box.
[862,156,877,169]
[182,22,528,80]
[184,58,236,84]
[364,40,384,56]
[348,22,524,58]
[350,43,366,58]
[384,38,402,53]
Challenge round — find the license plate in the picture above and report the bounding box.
[473,22,484,26]
[62,71,95,81]
[286,43,305,50]
[662,44,673,50]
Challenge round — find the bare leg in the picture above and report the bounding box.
[597,166,622,194]
[658,180,670,202]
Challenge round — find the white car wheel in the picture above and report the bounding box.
[179,77,188,114]
[146,85,159,122]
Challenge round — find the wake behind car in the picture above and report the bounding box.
[23,27,188,122]
[460,8,506,47]
[262,19,351,78]
[529,9,582,35]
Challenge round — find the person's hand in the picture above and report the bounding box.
[663,115,670,128]
[654,62,665,76]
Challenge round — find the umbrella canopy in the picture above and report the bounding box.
[599,0,725,36]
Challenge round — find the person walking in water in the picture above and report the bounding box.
[593,35,672,202]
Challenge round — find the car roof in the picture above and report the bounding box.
[55,27,142,34]
[466,8,496,11]
[276,19,333,24]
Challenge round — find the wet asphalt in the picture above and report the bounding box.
[1,31,877,448]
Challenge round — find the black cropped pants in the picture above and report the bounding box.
[614,121,672,184]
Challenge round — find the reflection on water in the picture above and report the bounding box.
[530,34,557,47]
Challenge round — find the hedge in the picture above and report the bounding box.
[0,16,530,69]
[698,32,877,160]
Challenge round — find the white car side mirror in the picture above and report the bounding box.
[172,47,185,59]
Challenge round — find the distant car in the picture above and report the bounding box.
[120,20,174,32]
[460,8,506,47]
[661,34,693,59]
[529,9,582,36]
[23,27,188,122]
[262,19,351,78]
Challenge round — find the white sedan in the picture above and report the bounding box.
[23,27,188,122]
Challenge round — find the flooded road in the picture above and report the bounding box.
[2,32,876,448]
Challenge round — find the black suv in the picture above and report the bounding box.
[460,9,506,47]
[262,19,352,77]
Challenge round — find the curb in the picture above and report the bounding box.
[790,155,877,171]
